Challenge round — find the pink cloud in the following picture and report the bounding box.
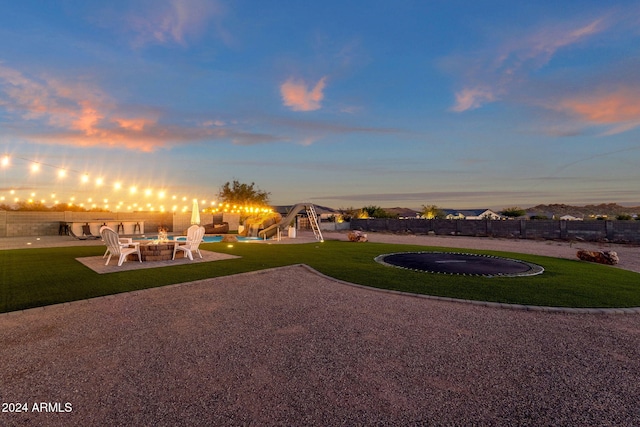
[28,123,240,152]
[280,77,327,112]
[73,101,104,135]
[114,117,155,132]
[555,88,640,134]
[0,65,242,151]
[127,0,221,48]
[502,18,606,69]
[450,16,609,112]
[451,86,497,112]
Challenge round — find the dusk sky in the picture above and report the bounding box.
[1,0,639,212]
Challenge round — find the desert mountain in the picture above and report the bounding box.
[525,203,640,217]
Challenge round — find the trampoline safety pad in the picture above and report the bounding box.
[375,252,544,277]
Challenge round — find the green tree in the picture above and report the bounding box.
[337,207,358,222]
[359,205,396,219]
[218,180,270,206]
[421,204,445,219]
[500,207,527,218]
[529,215,549,220]
[14,201,50,211]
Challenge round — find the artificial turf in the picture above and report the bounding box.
[1,240,639,313]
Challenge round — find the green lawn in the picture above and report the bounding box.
[1,240,639,313]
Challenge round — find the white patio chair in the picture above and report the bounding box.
[172,225,205,260]
[101,227,142,266]
[100,226,134,258]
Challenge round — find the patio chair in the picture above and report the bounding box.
[100,226,135,258]
[81,224,100,240]
[172,225,205,260]
[100,227,142,266]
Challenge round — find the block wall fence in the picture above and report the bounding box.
[0,211,242,237]
[351,218,640,243]
[5,212,637,243]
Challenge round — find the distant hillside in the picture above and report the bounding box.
[383,207,420,217]
[525,203,640,218]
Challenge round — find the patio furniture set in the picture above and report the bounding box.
[100,225,205,267]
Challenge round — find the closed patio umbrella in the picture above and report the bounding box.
[191,199,201,225]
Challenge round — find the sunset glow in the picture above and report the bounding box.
[1,2,639,209]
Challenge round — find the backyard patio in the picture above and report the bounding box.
[1,232,639,425]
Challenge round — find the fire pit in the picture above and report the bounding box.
[129,241,180,262]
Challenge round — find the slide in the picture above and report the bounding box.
[258,203,310,239]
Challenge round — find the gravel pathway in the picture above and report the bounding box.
[2,262,640,426]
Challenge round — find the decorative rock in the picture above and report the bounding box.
[222,235,238,243]
[576,250,619,265]
[347,231,368,242]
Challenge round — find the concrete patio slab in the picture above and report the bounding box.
[76,250,241,274]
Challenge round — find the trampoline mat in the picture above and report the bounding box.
[375,252,544,277]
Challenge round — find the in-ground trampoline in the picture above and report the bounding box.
[375,252,544,277]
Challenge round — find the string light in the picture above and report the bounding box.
[0,155,272,213]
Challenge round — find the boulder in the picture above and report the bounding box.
[203,222,229,234]
[347,231,368,242]
[576,250,619,265]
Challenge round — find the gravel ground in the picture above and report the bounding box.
[1,232,640,425]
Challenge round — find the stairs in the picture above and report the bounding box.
[305,204,324,242]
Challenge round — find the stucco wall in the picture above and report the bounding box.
[0,211,173,237]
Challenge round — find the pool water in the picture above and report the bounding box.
[135,235,261,243]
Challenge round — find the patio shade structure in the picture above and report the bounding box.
[191,199,201,225]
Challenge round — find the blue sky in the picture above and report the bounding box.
[1,0,639,212]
